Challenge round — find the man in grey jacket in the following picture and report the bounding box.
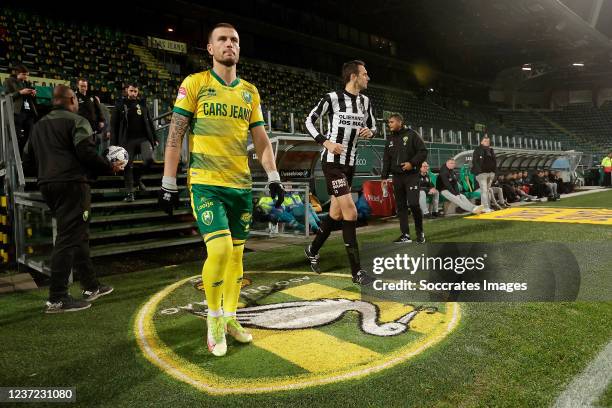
[23,85,123,313]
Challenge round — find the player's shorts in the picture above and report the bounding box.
[189,184,253,242]
[322,162,355,197]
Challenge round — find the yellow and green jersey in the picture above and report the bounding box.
[172,69,265,189]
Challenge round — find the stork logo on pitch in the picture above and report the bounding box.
[135,272,460,394]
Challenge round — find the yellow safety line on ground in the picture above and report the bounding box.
[467,207,612,225]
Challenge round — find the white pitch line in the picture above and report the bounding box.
[552,339,612,408]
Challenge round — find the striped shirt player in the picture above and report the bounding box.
[306,90,376,167]
[306,90,376,197]
[304,60,377,286]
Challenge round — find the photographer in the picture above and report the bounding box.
[2,64,38,154]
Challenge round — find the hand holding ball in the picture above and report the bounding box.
[105,146,129,171]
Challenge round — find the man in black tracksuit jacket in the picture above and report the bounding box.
[111,84,158,201]
[76,78,105,133]
[381,114,427,243]
[23,85,122,313]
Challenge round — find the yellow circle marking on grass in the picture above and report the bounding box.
[134,271,461,395]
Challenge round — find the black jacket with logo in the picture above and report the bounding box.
[76,91,104,131]
[23,106,111,184]
[381,127,427,179]
[436,164,460,195]
[418,173,435,192]
[111,98,157,148]
[471,145,497,175]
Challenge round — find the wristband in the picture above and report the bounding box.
[267,170,281,182]
[162,176,178,190]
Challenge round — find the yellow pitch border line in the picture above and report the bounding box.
[134,271,461,395]
[466,207,612,225]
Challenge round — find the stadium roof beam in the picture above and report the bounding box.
[588,0,604,28]
[551,0,611,48]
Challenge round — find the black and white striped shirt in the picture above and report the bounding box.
[305,90,376,166]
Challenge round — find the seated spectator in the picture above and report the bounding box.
[519,171,532,194]
[501,174,520,203]
[531,170,555,200]
[555,171,573,194]
[256,193,321,234]
[511,173,538,202]
[543,170,560,200]
[485,176,509,209]
[418,162,440,218]
[284,192,322,232]
[549,171,567,195]
[436,158,484,214]
[491,175,511,208]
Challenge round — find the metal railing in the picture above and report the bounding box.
[251,105,564,152]
[1,96,26,192]
[1,95,33,269]
[12,191,52,273]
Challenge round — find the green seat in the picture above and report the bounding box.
[427,170,447,205]
[459,166,481,201]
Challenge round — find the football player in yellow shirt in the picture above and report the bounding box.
[159,23,284,357]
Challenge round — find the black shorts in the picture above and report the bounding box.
[322,162,355,197]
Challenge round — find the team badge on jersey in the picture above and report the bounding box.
[177,87,187,100]
[241,90,252,104]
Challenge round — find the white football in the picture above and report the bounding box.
[106,146,129,168]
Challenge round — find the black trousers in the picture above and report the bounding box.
[532,183,551,198]
[40,182,99,301]
[604,172,612,187]
[392,172,423,236]
[123,137,154,192]
[14,111,34,155]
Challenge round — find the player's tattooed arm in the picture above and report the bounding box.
[162,113,190,178]
[166,113,190,149]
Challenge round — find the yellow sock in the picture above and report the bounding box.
[222,239,245,315]
[202,231,233,312]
